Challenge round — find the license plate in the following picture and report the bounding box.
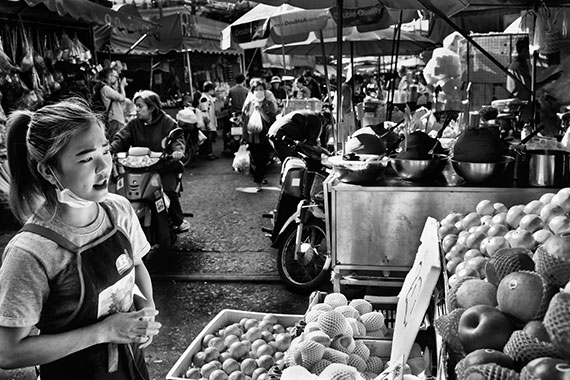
[231,127,242,136]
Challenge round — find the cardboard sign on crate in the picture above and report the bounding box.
[390,217,441,364]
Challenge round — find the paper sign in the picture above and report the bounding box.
[390,217,441,363]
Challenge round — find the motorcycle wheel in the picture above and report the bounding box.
[144,209,173,272]
[277,218,330,293]
[181,145,194,167]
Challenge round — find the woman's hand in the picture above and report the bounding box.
[172,151,184,161]
[99,307,161,348]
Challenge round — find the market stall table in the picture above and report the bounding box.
[323,164,558,293]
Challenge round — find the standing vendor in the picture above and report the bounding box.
[506,37,532,101]
[0,98,160,380]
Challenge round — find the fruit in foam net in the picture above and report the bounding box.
[457,304,515,353]
[544,292,570,361]
[520,357,570,380]
[496,271,553,324]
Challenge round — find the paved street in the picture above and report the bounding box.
[0,139,331,380]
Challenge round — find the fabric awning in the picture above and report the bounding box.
[22,0,159,33]
[96,12,241,56]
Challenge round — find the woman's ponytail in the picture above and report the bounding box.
[6,110,36,223]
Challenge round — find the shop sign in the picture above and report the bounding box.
[270,10,329,41]
[232,19,269,44]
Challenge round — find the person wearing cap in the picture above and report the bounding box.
[111,90,191,233]
[269,76,287,107]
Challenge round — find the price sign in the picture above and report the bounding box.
[390,217,441,363]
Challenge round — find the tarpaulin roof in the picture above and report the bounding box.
[13,0,159,33]
[96,11,241,55]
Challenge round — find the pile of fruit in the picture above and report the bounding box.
[182,313,296,380]
[279,292,426,380]
[437,189,570,379]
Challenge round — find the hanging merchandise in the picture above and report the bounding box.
[0,37,19,73]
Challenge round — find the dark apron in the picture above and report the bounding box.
[20,204,149,380]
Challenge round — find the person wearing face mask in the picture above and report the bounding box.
[198,81,219,160]
[111,90,190,234]
[0,98,160,380]
[242,78,278,191]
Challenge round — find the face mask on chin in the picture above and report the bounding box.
[50,168,95,209]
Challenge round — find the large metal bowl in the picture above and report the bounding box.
[329,154,388,184]
[451,156,514,184]
[390,154,449,181]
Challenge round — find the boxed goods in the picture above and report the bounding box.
[437,189,570,379]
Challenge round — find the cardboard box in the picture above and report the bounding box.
[166,309,303,380]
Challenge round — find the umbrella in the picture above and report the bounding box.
[264,26,436,56]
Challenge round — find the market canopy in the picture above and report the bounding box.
[96,11,241,55]
[9,0,159,33]
[264,26,437,57]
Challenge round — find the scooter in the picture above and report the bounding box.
[180,120,200,167]
[111,128,185,270]
[263,136,332,292]
[223,111,243,157]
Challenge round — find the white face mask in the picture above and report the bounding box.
[254,90,265,101]
[51,168,95,208]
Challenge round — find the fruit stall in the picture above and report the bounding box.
[166,218,444,380]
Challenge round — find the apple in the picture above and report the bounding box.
[486,236,511,257]
[524,200,545,215]
[456,267,480,279]
[442,234,458,253]
[463,212,482,230]
[497,271,551,323]
[540,203,566,224]
[442,212,464,227]
[458,231,470,246]
[492,212,508,226]
[521,357,570,380]
[507,229,537,250]
[539,192,556,204]
[519,214,546,234]
[523,321,551,343]
[464,256,488,278]
[448,273,458,288]
[504,230,515,242]
[534,229,554,245]
[541,232,570,260]
[461,348,516,371]
[185,368,201,379]
[476,200,495,216]
[474,224,491,234]
[479,237,491,256]
[464,249,483,260]
[487,224,509,238]
[449,244,469,259]
[439,224,459,238]
[549,216,570,235]
[201,361,222,379]
[467,231,487,250]
[494,203,508,214]
[552,190,570,213]
[458,304,515,353]
[506,205,526,229]
[455,278,497,308]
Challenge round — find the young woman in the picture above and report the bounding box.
[242,78,277,192]
[111,90,190,233]
[0,98,161,380]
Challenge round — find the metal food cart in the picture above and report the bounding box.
[323,167,557,293]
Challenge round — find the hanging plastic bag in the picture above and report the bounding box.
[247,107,264,134]
[198,130,207,145]
[232,144,250,174]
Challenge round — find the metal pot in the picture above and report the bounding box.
[527,149,570,187]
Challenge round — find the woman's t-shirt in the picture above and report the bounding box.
[0,193,150,329]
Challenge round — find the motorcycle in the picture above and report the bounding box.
[223,111,243,157]
[263,136,332,292]
[180,119,200,167]
[111,128,185,270]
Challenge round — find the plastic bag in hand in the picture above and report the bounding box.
[232,144,250,174]
[247,107,264,134]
